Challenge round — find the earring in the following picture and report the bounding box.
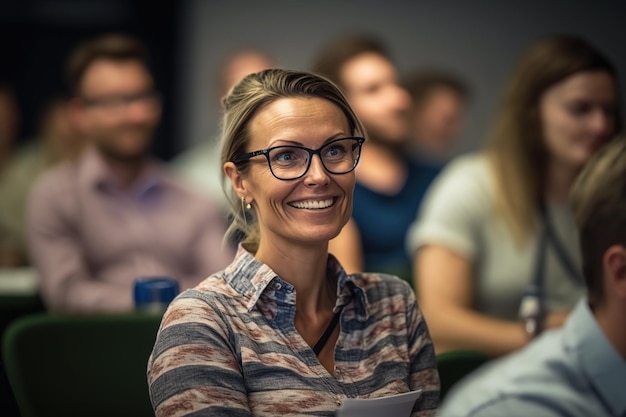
[241,196,251,230]
[242,196,251,210]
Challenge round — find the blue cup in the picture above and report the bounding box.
[133,277,179,313]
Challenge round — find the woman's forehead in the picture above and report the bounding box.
[247,97,351,148]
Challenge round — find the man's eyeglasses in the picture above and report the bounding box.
[232,137,365,181]
[82,90,161,111]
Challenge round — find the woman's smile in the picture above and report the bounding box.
[287,197,336,210]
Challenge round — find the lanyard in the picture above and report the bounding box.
[537,202,584,286]
[519,202,583,336]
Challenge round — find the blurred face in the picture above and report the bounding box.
[0,90,19,155]
[540,70,617,171]
[75,58,161,161]
[222,52,274,96]
[412,88,465,154]
[340,52,411,145]
[233,97,356,249]
[42,101,83,160]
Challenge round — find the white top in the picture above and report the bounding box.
[171,138,230,212]
[406,153,584,320]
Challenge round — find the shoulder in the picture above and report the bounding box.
[162,275,239,326]
[442,331,587,417]
[29,159,79,203]
[352,271,413,289]
[406,153,495,255]
[350,272,415,305]
[441,396,571,417]
[434,153,492,190]
[171,141,218,171]
[159,165,224,217]
[416,152,496,217]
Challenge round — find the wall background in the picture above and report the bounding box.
[2,1,625,160]
[176,0,626,158]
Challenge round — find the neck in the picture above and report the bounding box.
[544,160,580,204]
[101,153,145,189]
[594,302,626,360]
[360,140,402,162]
[356,140,407,194]
[255,240,335,318]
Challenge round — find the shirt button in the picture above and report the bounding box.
[336,400,342,406]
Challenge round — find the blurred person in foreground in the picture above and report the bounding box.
[439,135,626,417]
[313,33,441,283]
[0,96,83,267]
[26,33,234,313]
[147,69,439,416]
[172,46,276,213]
[403,69,469,164]
[407,34,621,357]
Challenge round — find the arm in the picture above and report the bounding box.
[407,156,529,357]
[148,296,251,417]
[406,286,440,417]
[415,245,527,357]
[26,175,132,312]
[329,217,364,274]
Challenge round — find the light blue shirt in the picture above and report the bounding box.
[439,298,626,417]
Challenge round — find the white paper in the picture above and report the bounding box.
[335,390,422,417]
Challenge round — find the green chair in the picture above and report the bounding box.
[437,350,490,402]
[2,312,163,417]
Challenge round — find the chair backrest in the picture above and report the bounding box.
[2,312,162,417]
[437,350,490,402]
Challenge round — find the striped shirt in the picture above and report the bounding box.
[148,245,440,416]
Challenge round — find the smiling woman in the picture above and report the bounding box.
[147,69,440,417]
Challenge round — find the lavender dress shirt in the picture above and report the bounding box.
[26,148,235,312]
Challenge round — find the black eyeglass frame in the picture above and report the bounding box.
[232,136,365,181]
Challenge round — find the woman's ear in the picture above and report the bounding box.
[224,162,249,201]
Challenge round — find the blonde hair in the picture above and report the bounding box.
[486,34,621,242]
[220,69,366,253]
[570,135,626,307]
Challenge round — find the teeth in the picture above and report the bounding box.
[290,198,334,209]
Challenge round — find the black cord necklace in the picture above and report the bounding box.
[312,307,343,355]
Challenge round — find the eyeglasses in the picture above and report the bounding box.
[82,90,161,112]
[232,137,365,180]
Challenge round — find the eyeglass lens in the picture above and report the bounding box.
[268,138,361,180]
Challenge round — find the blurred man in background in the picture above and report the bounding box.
[27,33,234,313]
[313,33,440,283]
[172,46,276,213]
[0,83,22,267]
[404,69,468,164]
[0,96,83,267]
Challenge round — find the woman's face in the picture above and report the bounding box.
[539,70,617,171]
[239,97,356,249]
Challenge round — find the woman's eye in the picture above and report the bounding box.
[324,145,346,158]
[275,152,294,161]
